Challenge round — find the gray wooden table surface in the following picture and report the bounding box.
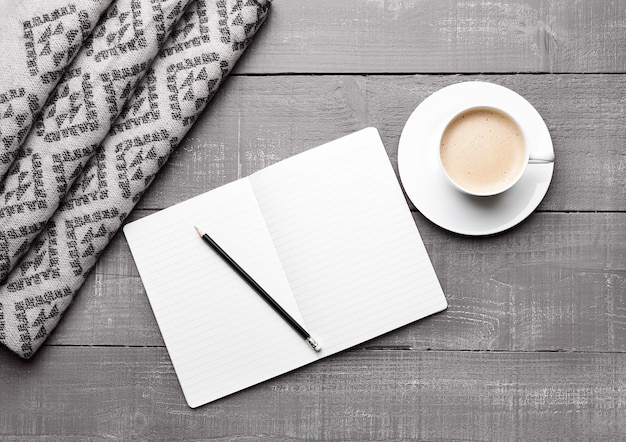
[2,1,626,440]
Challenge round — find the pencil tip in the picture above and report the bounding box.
[194,226,203,237]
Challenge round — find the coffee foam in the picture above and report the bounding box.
[440,108,526,195]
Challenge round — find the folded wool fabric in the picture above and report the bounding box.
[0,0,192,284]
[0,0,271,358]
[0,0,113,179]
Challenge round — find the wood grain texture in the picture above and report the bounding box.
[0,346,624,441]
[136,74,626,212]
[234,0,626,74]
[42,212,626,353]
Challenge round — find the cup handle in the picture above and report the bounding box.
[529,151,555,164]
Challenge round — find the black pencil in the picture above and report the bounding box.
[194,226,322,352]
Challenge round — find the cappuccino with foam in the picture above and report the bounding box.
[440,107,526,196]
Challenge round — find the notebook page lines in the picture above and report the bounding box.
[124,178,316,407]
[249,128,446,355]
[126,179,306,325]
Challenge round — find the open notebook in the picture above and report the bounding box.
[124,127,447,408]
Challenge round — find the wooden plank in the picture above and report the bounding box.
[136,74,626,212]
[46,212,626,353]
[0,346,624,440]
[234,0,626,74]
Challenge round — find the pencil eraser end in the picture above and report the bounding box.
[306,337,322,352]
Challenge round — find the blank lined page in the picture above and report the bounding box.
[249,128,447,356]
[124,179,315,408]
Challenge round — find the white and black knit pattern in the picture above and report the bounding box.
[0,0,192,284]
[0,0,271,358]
[0,0,114,178]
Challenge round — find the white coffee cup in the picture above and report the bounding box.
[438,105,554,197]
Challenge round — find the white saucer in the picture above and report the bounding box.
[398,81,554,236]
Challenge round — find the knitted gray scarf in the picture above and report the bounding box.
[0,0,271,358]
